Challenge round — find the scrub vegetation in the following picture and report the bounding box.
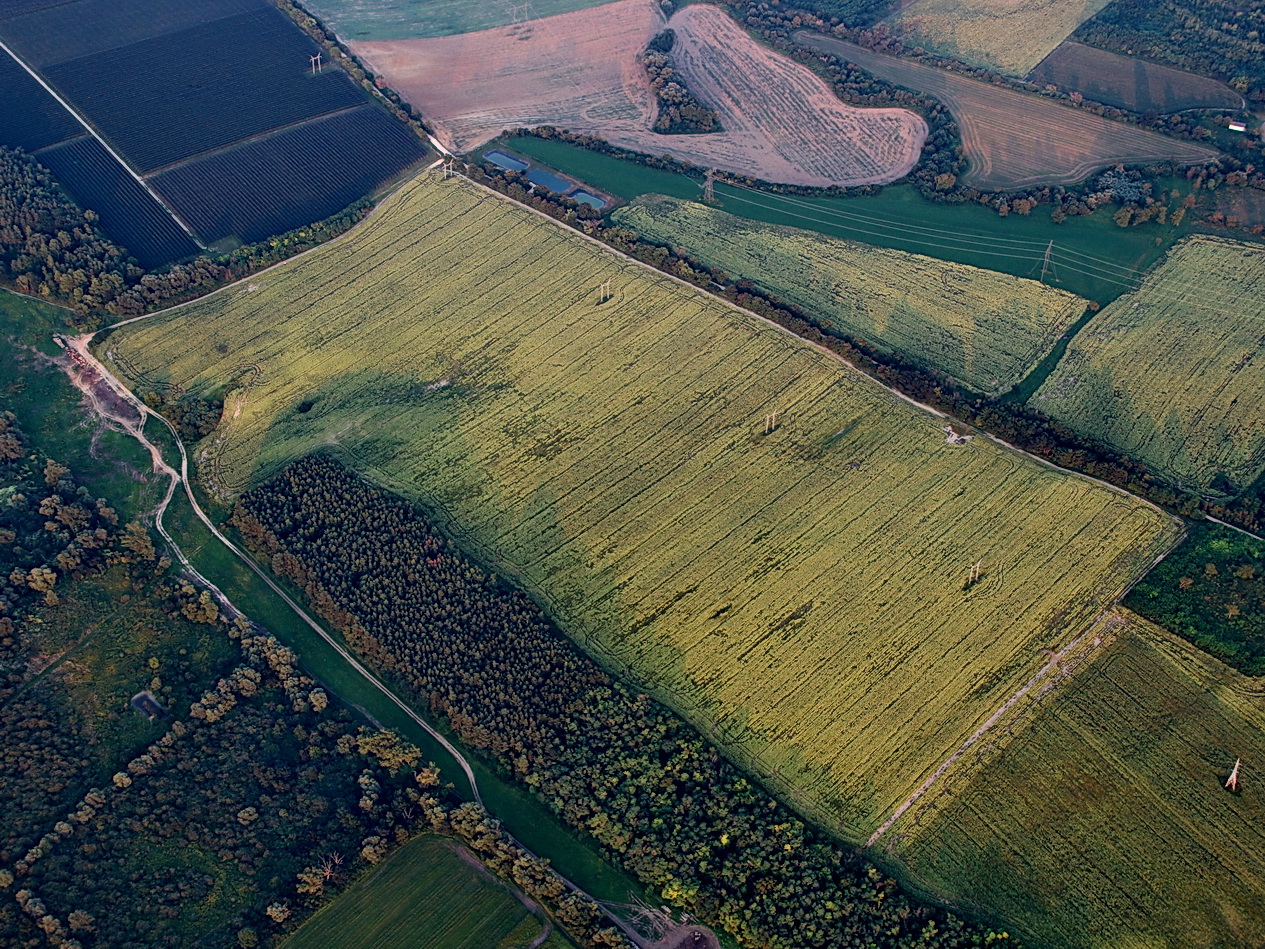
[105,173,1177,844]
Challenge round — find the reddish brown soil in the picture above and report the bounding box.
[352,0,926,187]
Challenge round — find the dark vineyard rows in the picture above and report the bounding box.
[0,53,81,152]
[154,105,427,245]
[37,138,198,269]
[42,6,365,173]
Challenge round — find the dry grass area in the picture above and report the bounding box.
[1029,41,1244,112]
[891,612,1265,949]
[886,0,1114,76]
[353,1,926,187]
[798,32,1221,189]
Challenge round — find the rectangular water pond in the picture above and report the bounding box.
[485,149,528,172]
[570,189,606,209]
[526,166,572,192]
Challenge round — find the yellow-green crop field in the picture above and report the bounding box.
[283,836,546,949]
[889,611,1265,949]
[1033,235,1265,492]
[612,194,1086,394]
[104,173,1177,841]
[886,0,1113,76]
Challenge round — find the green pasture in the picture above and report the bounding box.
[1031,235,1265,492]
[501,137,1198,306]
[283,836,545,949]
[104,172,1177,842]
[303,0,624,41]
[612,194,1087,394]
[890,613,1265,949]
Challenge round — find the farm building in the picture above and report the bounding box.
[130,690,165,721]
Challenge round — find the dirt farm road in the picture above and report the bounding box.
[58,330,658,949]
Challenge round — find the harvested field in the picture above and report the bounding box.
[797,32,1221,189]
[283,836,543,949]
[1032,235,1265,492]
[891,613,1265,949]
[352,1,926,187]
[886,0,1113,76]
[1029,41,1245,113]
[105,172,1177,841]
[611,194,1087,394]
[301,0,623,41]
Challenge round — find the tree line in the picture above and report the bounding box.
[643,30,724,135]
[231,453,1018,949]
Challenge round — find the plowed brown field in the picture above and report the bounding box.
[797,32,1220,189]
[352,1,926,187]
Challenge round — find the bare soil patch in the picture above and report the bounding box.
[798,32,1220,189]
[1029,41,1244,113]
[353,0,926,187]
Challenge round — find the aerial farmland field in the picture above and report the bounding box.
[282,836,550,949]
[797,32,1221,190]
[886,0,1114,76]
[1032,235,1265,492]
[352,0,926,187]
[1029,41,1245,113]
[301,0,623,41]
[612,194,1087,394]
[104,172,1178,841]
[890,613,1265,949]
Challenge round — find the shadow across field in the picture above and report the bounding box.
[796,32,1220,189]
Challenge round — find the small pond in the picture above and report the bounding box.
[485,149,528,172]
[570,190,606,210]
[525,167,572,192]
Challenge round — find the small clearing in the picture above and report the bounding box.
[352,0,926,187]
[797,32,1220,189]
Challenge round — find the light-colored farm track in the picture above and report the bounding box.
[1032,235,1265,492]
[796,32,1221,190]
[885,0,1114,77]
[890,613,1265,949]
[104,172,1178,843]
[352,0,926,187]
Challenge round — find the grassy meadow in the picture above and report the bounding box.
[104,172,1178,841]
[612,194,1086,394]
[890,612,1265,949]
[283,836,547,949]
[1032,235,1265,492]
[503,136,1197,306]
[302,0,623,41]
[886,0,1114,76]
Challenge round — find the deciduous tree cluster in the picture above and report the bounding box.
[642,31,723,134]
[233,454,1015,949]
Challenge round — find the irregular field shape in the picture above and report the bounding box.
[893,615,1265,949]
[1028,41,1245,113]
[352,1,926,187]
[886,0,1113,76]
[151,105,427,245]
[106,174,1177,840]
[1032,236,1265,491]
[0,50,82,151]
[301,0,625,41]
[0,0,264,68]
[797,32,1220,189]
[283,836,539,949]
[612,194,1087,394]
[41,7,364,173]
[36,137,198,269]
[803,32,1220,185]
